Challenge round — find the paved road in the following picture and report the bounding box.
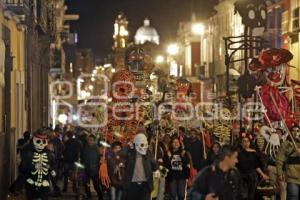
[6,181,102,200]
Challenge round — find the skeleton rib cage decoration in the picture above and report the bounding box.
[27,152,50,187]
[217,0,269,145]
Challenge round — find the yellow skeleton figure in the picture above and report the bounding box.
[213,108,232,145]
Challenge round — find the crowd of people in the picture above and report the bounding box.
[7,123,300,200]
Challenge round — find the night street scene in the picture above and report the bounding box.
[2,0,300,199]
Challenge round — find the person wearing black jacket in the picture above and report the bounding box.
[183,129,205,172]
[165,136,190,200]
[237,135,269,200]
[108,141,125,200]
[50,128,64,177]
[121,133,159,200]
[9,131,31,195]
[82,134,103,199]
[20,129,56,200]
[189,145,240,200]
[62,131,82,192]
[205,142,221,166]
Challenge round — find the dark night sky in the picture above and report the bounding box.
[65,0,216,61]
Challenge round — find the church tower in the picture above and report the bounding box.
[113,13,129,69]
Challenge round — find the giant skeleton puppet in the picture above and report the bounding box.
[249,48,299,159]
[105,46,153,143]
[233,0,289,159]
[100,67,139,189]
[234,0,267,99]
[19,129,55,200]
[213,0,268,146]
[100,46,155,188]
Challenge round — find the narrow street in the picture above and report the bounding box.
[2,0,300,200]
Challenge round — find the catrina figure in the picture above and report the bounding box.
[19,129,56,200]
[249,48,293,122]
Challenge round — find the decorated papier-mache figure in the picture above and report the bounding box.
[125,46,146,82]
[111,69,136,102]
[234,0,267,29]
[174,77,192,121]
[19,128,56,200]
[213,108,233,145]
[250,48,293,122]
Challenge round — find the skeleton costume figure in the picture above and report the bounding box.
[122,133,159,200]
[19,129,55,200]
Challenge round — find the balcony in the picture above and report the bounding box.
[5,0,30,15]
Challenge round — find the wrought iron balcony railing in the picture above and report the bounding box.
[5,0,30,15]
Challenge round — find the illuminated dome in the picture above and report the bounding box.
[135,18,159,45]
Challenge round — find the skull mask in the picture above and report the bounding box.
[33,135,48,152]
[219,108,232,124]
[234,0,267,28]
[264,63,286,86]
[291,126,300,142]
[133,133,148,155]
[126,46,145,81]
[176,78,191,97]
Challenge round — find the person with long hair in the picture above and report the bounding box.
[237,133,269,200]
[206,142,222,166]
[165,136,190,200]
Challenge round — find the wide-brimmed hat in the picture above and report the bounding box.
[249,48,293,72]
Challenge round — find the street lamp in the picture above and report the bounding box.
[167,44,179,56]
[155,55,165,64]
[58,113,68,124]
[192,23,205,35]
[88,85,94,90]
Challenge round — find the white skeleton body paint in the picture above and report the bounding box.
[27,152,50,187]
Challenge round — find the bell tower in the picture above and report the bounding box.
[113,13,129,49]
[113,13,129,69]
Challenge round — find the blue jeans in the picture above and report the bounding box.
[169,179,187,200]
[287,183,300,200]
[110,186,122,200]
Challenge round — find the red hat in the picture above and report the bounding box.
[286,116,299,130]
[249,48,293,72]
[33,128,50,139]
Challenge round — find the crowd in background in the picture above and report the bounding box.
[8,123,300,200]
